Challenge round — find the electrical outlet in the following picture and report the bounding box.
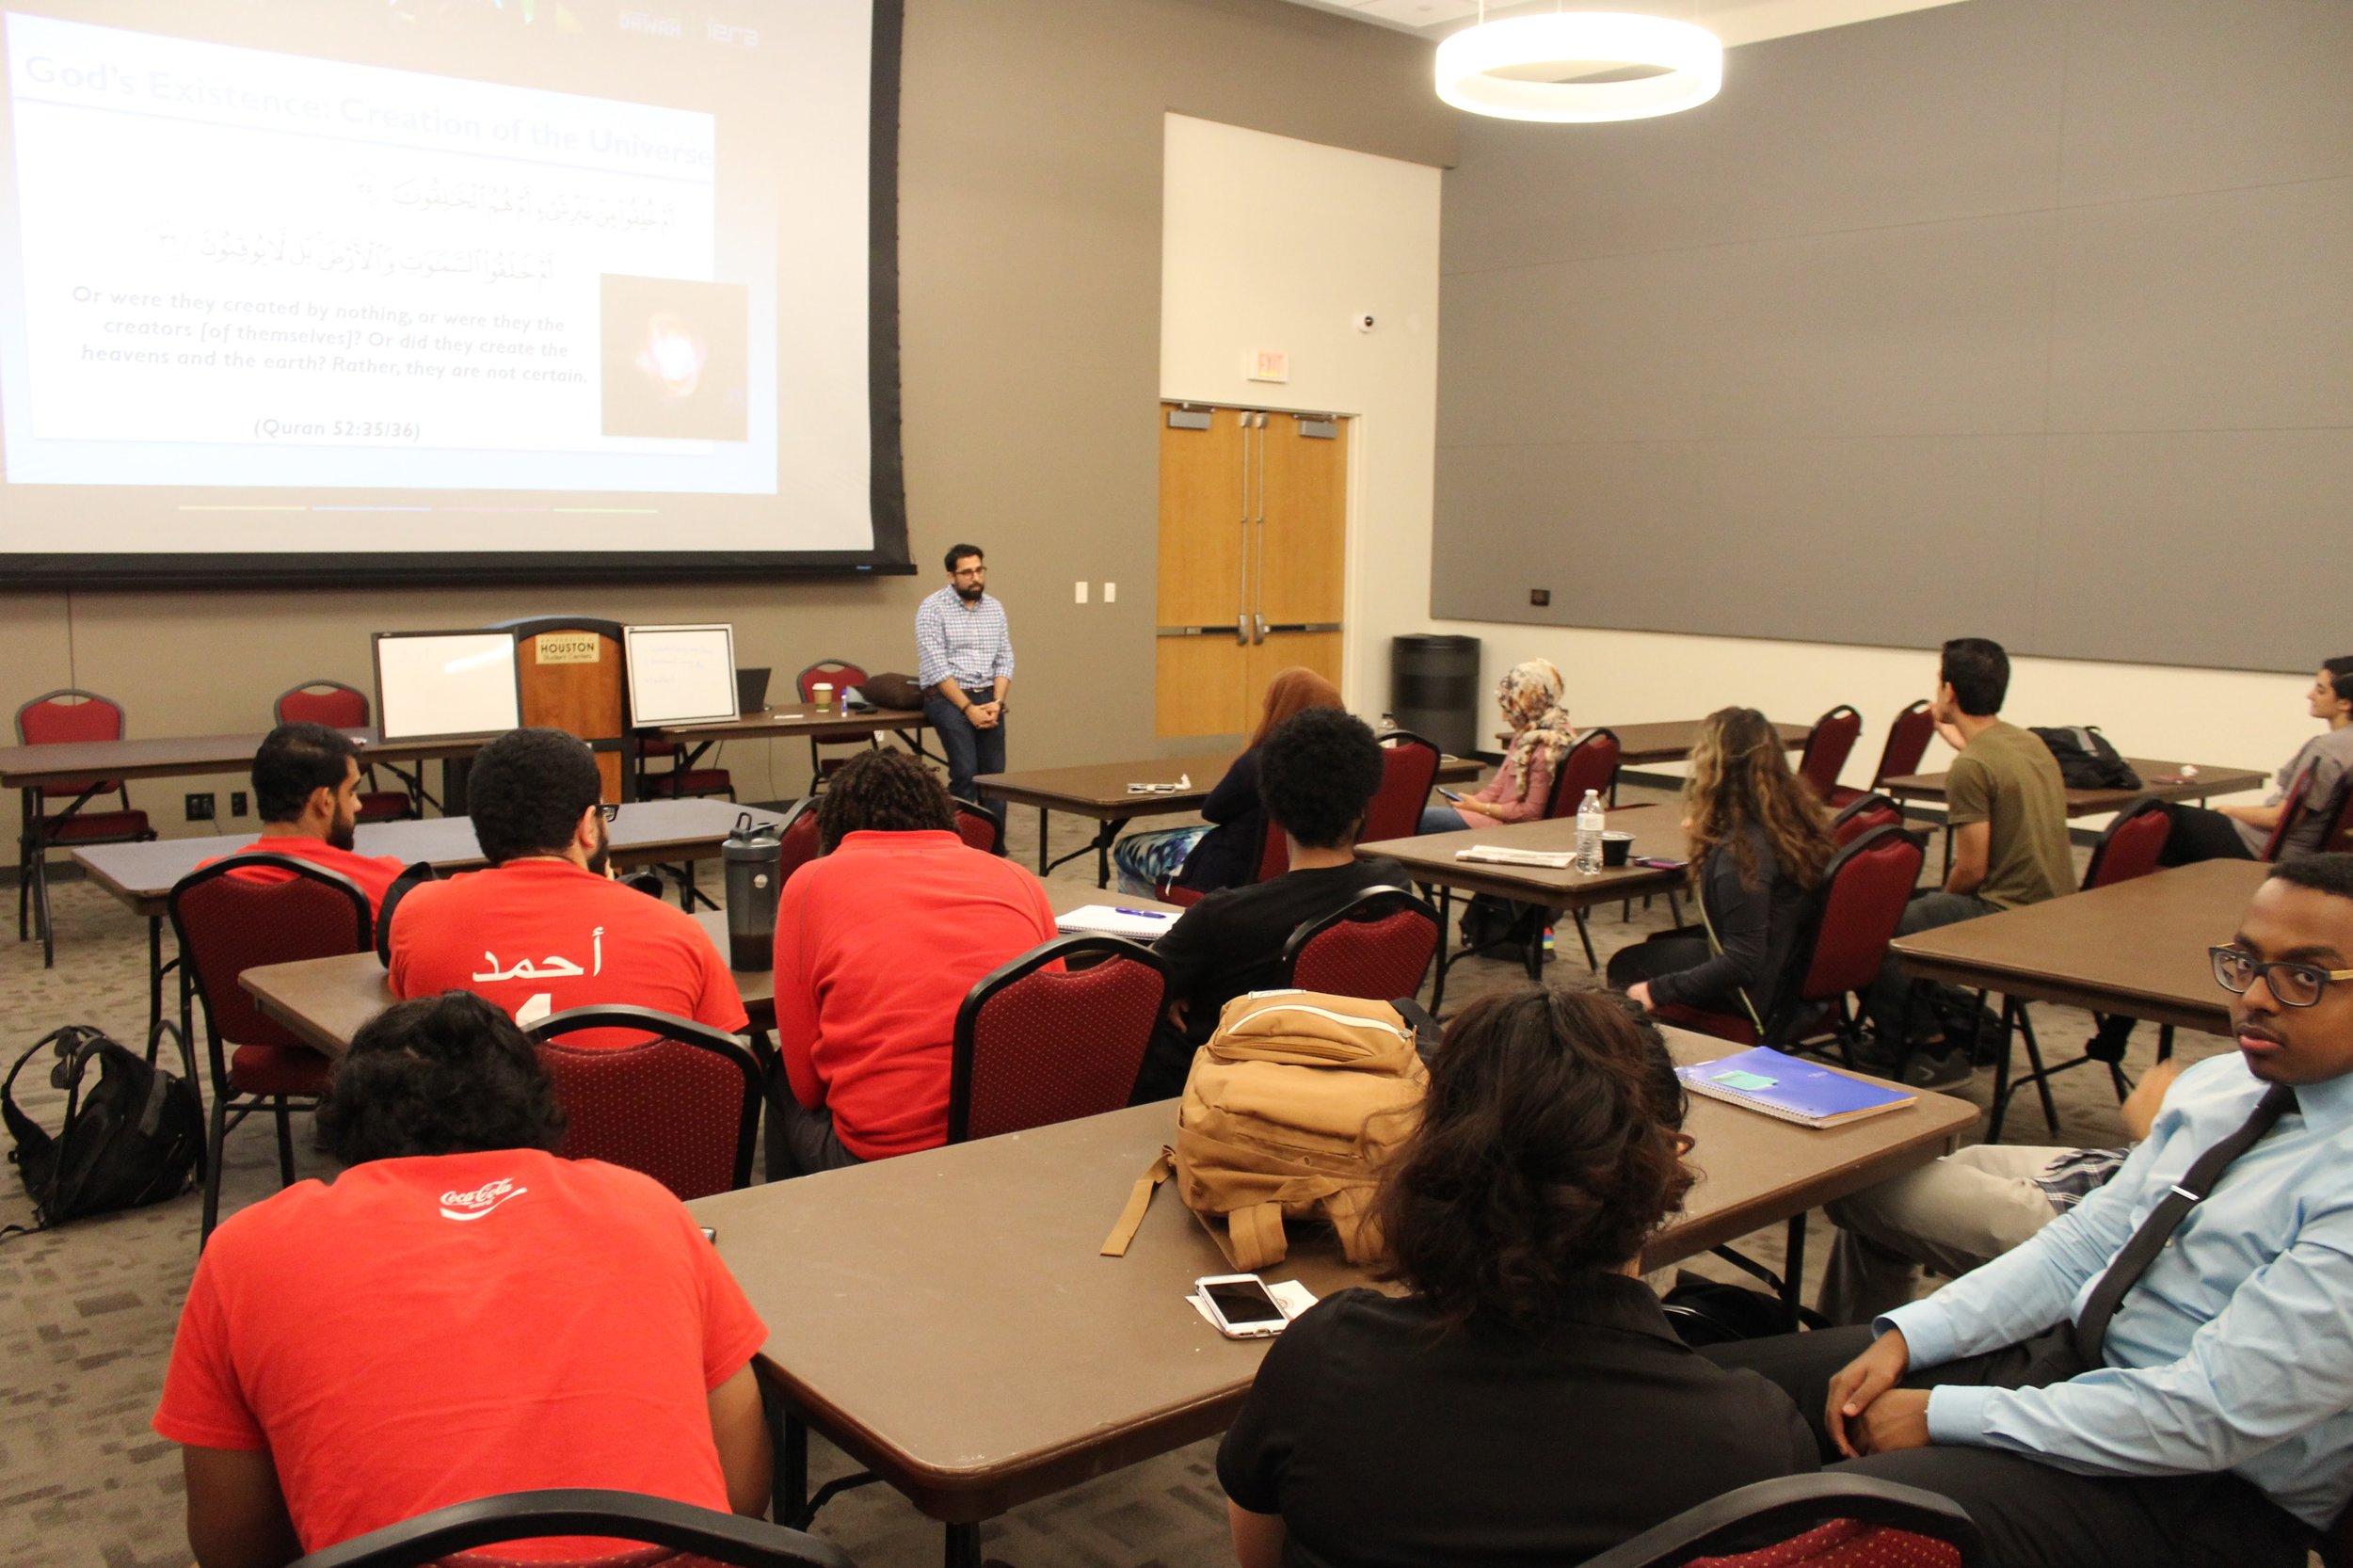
[185,792,216,822]
[230,791,249,818]
[1529,588,1552,607]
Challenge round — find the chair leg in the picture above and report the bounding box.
[273,1099,297,1187]
[1987,999,2019,1144]
[1431,888,1452,1014]
[2014,1000,2059,1136]
[200,1088,232,1245]
[1572,908,1598,972]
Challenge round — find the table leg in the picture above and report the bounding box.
[148,917,165,1033]
[1037,807,1049,876]
[944,1522,982,1568]
[1431,887,1453,1014]
[1781,1213,1808,1329]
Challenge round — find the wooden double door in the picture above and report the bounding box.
[1155,404,1348,738]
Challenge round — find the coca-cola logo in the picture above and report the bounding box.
[438,1176,527,1223]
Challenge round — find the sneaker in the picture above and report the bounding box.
[1898,1047,1975,1092]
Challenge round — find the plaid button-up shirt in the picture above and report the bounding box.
[915,586,1015,691]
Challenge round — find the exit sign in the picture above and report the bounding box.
[1248,349,1289,382]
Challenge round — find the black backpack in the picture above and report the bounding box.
[4,1024,203,1235]
[2029,726,2140,791]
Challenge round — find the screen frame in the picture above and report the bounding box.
[371,628,524,743]
[0,0,910,588]
[623,621,739,728]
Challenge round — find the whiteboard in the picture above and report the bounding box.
[373,632,522,741]
[625,623,739,727]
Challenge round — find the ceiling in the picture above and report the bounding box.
[1282,0,1972,49]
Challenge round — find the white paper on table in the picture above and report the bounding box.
[1055,904,1178,939]
[1186,1278,1321,1334]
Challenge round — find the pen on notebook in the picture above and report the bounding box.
[1114,908,1170,920]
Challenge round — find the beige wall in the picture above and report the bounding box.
[2,0,1453,848]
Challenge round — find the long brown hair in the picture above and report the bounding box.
[1248,666,1343,747]
[1683,707,1833,893]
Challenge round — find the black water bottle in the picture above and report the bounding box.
[721,812,784,972]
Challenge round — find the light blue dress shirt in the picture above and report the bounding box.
[914,585,1015,692]
[1882,1050,2353,1528]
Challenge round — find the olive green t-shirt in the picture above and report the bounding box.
[1947,721,2073,909]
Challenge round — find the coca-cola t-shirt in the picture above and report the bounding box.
[153,1149,767,1557]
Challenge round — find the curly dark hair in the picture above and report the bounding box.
[253,722,359,823]
[1373,984,1692,1331]
[1258,706,1384,850]
[315,991,566,1164]
[817,748,957,852]
[468,728,600,864]
[2271,852,2353,904]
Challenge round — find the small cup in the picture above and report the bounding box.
[1599,830,1636,868]
[811,682,835,712]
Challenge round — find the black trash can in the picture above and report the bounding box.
[1390,634,1481,758]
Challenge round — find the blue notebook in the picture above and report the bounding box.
[1676,1047,1914,1128]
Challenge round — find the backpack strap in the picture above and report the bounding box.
[1320,1181,1386,1266]
[1225,1201,1289,1271]
[1099,1148,1175,1257]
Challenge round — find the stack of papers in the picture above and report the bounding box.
[1453,844,1577,869]
[1055,904,1178,939]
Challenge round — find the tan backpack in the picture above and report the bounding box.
[1165,989,1431,1270]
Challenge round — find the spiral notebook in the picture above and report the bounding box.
[1676,1047,1914,1128]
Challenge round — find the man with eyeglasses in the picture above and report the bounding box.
[915,542,1015,817]
[1707,854,2353,1568]
[387,728,746,1048]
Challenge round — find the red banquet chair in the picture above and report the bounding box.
[280,1489,855,1568]
[2259,761,2318,863]
[1831,701,1936,810]
[953,799,1003,855]
[1366,729,1443,844]
[1577,1474,1982,1568]
[15,687,157,968]
[1160,816,1288,908]
[169,854,373,1242]
[949,934,1168,1143]
[1796,705,1863,801]
[273,679,424,823]
[1830,792,1906,847]
[1540,728,1624,972]
[797,658,878,794]
[1982,797,2174,1142]
[1279,886,1440,1001]
[1648,825,1929,1064]
[526,1005,762,1202]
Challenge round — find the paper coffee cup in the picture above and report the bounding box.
[812,683,835,712]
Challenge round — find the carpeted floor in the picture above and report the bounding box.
[0,785,2233,1567]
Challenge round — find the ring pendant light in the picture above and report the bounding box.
[1435,9,1724,123]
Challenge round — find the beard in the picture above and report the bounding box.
[327,809,358,853]
[586,816,612,877]
[954,581,984,602]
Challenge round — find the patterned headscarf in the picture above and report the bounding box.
[1497,659,1576,801]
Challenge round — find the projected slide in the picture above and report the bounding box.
[0,1,904,581]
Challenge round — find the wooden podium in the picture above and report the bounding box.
[491,616,628,803]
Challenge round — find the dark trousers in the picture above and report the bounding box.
[772,1097,864,1179]
[2159,803,2260,866]
[923,689,1007,809]
[1704,1324,2312,1568]
[1605,931,1709,994]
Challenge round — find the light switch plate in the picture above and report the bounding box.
[1074,581,1089,604]
[1102,582,1116,602]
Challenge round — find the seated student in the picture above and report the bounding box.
[387,728,746,1042]
[1417,658,1575,833]
[1817,1058,2181,1324]
[1219,985,1815,1568]
[2159,657,2353,864]
[772,748,1057,1176]
[1133,707,1410,1101]
[1609,706,1836,1028]
[153,991,771,1567]
[1706,856,2353,1568]
[1110,666,1341,897]
[1858,637,2073,1088]
[199,723,406,915]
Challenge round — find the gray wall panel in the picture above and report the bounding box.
[1433,0,2350,673]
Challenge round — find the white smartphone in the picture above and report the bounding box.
[1196,1273,1289,1338]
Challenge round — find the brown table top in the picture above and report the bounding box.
[973,750,1480,819]
[685,1031,1972,1525]
[1580,719,1809,765]
[0,727,485,789]
[1882,759,2268,817]
[73,798,789,920]
[650,705,926,743]
[1354,807,1688,908]
[239,886,1177,1058]
[1892,857,2263,1035]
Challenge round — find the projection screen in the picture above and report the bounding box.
[0,0,907,584]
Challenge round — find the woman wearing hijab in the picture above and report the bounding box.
[1111,667,1343,896]
[1418,659,1577,833]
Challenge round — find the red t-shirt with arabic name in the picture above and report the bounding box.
[199,833,408,917]
[152,1150,766,1558]
[387,857,746,1046]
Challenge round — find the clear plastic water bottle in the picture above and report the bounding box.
[1576,789,1606,873]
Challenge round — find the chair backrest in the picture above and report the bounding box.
[949,935,1168,1144]
[168,856,374,1076]
[1545,728,1622,819]
[1576,1474,1981,1568]
[796,659,870,702]
[1830,792,1904,848]
[1797,705,1863,798]
[2323,777,2353,858]
[16,687,128,799]
[1279,887,1440,1000]
[528,1006,760,1201]
[1363,730,1442,844]
[2262,761,2318,862]
[1869,700,1937,789]
[281,1488,856,1568]
[275,680,370,729]
[1782,825,1928,1013]
[2082,797,2171,890]
[1251,815,1291,883]
[776,800,824,882]
[952,800,1002,854]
